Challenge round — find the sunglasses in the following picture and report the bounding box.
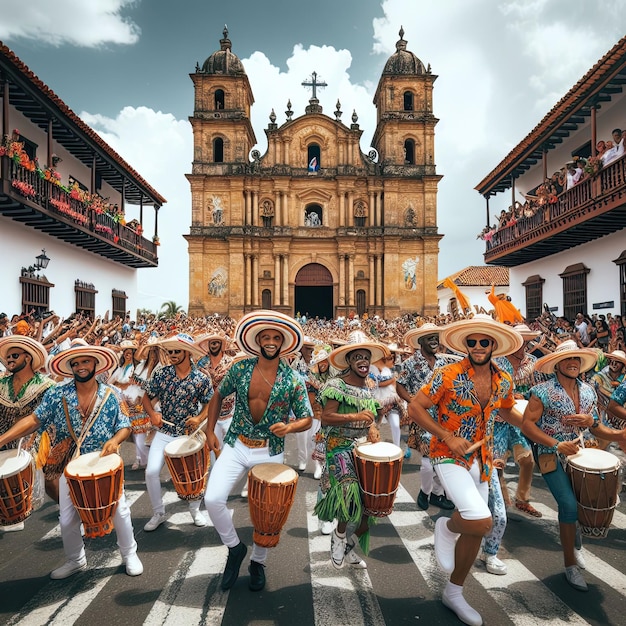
[167,349,183,355]
[6,352,26,360]
[466,338,492,348]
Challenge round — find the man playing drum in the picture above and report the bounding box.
[142,333,213,531]
[204,311,312,592]
[409,315,525,626]
[0,343,143,579]
[522,340,626,592]
[314,331,384,571]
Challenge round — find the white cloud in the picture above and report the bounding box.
[0,0,140,47]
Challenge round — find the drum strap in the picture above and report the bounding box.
[62,389,112,460]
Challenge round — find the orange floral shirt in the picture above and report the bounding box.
[420,357,514,482]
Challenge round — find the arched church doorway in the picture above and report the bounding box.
[294,263,333,320]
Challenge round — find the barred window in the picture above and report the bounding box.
[75,280,97,317]
[559,264,589,321]
[522,275,545,322]
[613,250,626,316]
[20,273,54,316]
[112,289,127,320]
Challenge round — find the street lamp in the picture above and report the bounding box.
[34,249,50,270]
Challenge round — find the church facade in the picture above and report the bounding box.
[186,28,442,319]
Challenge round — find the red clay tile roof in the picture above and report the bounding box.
[475,36,626,196]
[437,266,509,288]
[0,41,166,205]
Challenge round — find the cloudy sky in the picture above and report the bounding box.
[2,0,626,312]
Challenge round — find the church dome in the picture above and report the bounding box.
[382,27,426,76]
[201,27,246,75]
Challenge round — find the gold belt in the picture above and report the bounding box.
[238,434,268,448]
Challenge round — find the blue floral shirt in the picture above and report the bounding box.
[529,377,599,454]
[35,381,130,455]
[144,364,213,437]
[611,379,626,406]
[221,357,312,456]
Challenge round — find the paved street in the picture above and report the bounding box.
[2,432,626,626]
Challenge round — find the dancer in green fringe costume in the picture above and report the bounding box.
[314,332,385,569]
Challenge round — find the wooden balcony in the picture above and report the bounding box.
[0,156,158,268]
[484,156,626,266]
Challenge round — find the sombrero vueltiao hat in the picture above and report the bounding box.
[197,331,229,353]
[310,344,332,366]
[328,330,387,370]
[404,323,442,349]
[49,344,118,377]
[158,333,206,360]
[119,339,138,350]
[512,323,540,341]
[235,310,303,357]
[606,349,626,367]
[440,314,524,358]
[534,339,598,374]
[0,336,48,372]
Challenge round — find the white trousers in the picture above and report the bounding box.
[296,424,313,466]
[134,432,149,466]
[59,473,137,563]
[420,456,445,496]
[210,417,233,467]
[205,438,284,565]
[145,431,201,515]
[387,409,401,447]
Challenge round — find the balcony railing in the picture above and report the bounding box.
[484,156,626,266]
[1,156,157,267]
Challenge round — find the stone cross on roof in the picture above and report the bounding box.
[302,71,327,101]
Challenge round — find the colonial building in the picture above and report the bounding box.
[476,37,626,321]
[186,28,442,319]
[0,42,166,318]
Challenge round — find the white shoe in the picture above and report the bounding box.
[345,536,367,569]
[320,520,334,535]
[331,530,346,569]
[298,462,307,471]
[434,517,458,574]
[240,487,248,498]
[480,552,507,575]
[124,553,144,576]
[313,461,323,480]
[442,587,483,626]
[50,558,87,580]
[144,512,166,532]
[565,565,588,592]
[1,521,25,532]
[191,508,208,527]
[574,548,586,570]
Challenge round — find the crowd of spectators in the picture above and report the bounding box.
[477,128,625,244]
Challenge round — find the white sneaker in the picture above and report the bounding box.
[124,553,144,576]
[574,548,586,570]
[565,565,588,592]
[240,487,248,498]
[434,517,458,574]
[331,530,346,569]
[298,462,307,471]
[313,461,323,480]
[345,536,367,569]
[50,558,87,580]
[191,508,208,527]
[144,512,166,532]
[480,552,507,575]
[442,587,483,626]
[1,521,25,532]
[320,520,334,535]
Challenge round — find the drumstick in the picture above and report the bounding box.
[579,433,585,449]
[465,438,486,454]
[161,419,175,427]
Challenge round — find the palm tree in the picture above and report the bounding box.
[160,301,183,318]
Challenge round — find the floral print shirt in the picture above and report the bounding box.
[420,357,514,482]
[221,357,312,456]
[35,381,130,455]
[530,377,599,454]
[144,364,213,437]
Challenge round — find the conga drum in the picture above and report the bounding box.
[248,463,298,548]
[64,452,123,538]
[353,441,403,517]
[566,448,621,539]
[0,449,34,526]
[164,432,209,501]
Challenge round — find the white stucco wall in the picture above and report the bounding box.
[0,216,139,318]
[509,227,626,319]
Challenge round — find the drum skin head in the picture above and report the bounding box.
[355,441,403,462]
[249,463,297,483]
[0,450,31,479]
[568,448,621,472]
[65,451,122,477]
[165,435,204,458]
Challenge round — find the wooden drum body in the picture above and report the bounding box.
[0,449,34,526]
[566,448,621,539]
[353,441,403,517]
[164,432,209,501]
[64,452,123,538]
[248,463,298,548]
